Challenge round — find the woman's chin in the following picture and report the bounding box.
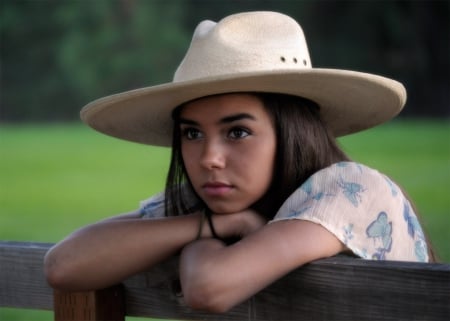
[206,204,247,215]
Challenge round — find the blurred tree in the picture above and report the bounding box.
[1,1,70,120]
[0,0,448,121]
[55,0,189,100]
[1,0,189,121]
[294,0,450,118]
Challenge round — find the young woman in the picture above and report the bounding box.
[44,11,434,313]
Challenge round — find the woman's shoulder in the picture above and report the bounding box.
[272,161,429,262]
[314,161,388,179]
[307,161,396,195]
[279,161,395,214]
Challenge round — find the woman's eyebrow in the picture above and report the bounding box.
[219,113,256,124]
[179,113,256,126]
[179,117,198,126]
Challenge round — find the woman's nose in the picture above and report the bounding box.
[200,139,226,170]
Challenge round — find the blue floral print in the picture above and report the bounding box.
[415,240,427,262]
[403,200,422,239]
[286,176,335,218]
[338,178,365,207]
[301,177,334,201]
[366,212,392,260]
[343,224,354,244]
[384,176,398,197]
[140,198,165,217]
[287,206,311,218]
[403,200,428,262]
[337,161,363,173]
[337,161,367,208]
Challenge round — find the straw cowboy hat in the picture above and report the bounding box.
[81,11,406,146]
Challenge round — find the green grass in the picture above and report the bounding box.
[1,120,449,320]
[0,124,170,242]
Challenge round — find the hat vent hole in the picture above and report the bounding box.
[303,59,307,66]
[293,58,298,63]
[280,56,286,62]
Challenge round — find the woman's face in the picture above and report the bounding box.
[180,93,277,214]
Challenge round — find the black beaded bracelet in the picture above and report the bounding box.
[204,209,221,240]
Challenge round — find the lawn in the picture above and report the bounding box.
[1,120,449,320]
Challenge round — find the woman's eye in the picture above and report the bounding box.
[182,128,202,140]
[228,127,250,139]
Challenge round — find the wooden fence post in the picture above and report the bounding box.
[54,285,125,321]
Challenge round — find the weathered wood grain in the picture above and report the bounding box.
[1,241,449,320]
[0,241,53,310]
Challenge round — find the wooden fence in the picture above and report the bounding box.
[1,241,449,320]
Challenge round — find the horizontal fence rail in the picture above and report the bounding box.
[1,241,449,320]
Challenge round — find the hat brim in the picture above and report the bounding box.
[80,69,406,147]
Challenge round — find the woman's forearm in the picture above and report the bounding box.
[44,212,202,291]
[179,234,284,313]
[179,220,345,313]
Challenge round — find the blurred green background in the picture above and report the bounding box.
[1,0,449,320]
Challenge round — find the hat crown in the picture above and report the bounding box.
[174,11,312,82]
[81,11,406,147]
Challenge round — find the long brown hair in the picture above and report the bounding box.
[165,92,349,219]
[251,93,350,219]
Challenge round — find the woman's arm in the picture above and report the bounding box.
[179,218,345,313]
[44,211,204,291]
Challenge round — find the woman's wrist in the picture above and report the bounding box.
[196,210,225,240]
[196,211,207,240]
[196,208,266,242]
[197,211,245,240]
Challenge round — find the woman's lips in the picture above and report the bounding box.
[202,182,233,197]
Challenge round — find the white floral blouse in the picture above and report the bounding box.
[139,162,429,263]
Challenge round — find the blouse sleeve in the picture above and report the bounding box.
[139,191,166,219]
[269,162,429,262]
